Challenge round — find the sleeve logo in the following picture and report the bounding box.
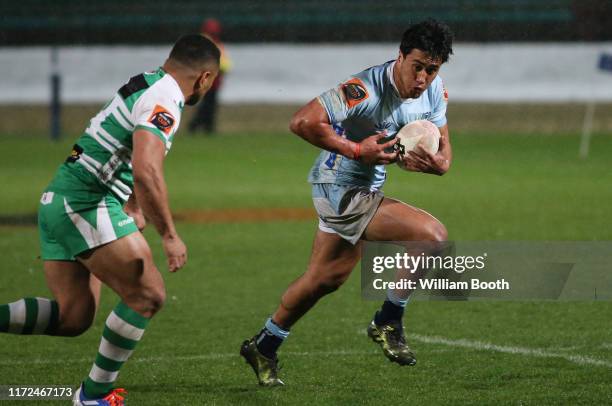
[341,78,369,109]
[148,105,176,135]
[443,86,449,103]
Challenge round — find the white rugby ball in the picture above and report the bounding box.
[395,120,440,170]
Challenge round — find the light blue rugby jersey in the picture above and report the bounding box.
[308,60,448,190]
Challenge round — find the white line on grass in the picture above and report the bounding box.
[0,335,610,368]
[408,333,612,368]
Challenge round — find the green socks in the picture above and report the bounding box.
[83,301,150,398]
[0,297,59,335]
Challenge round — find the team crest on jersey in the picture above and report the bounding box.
[148,105,175,135]
[341,78,369,109]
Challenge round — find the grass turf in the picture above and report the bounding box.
[0,131,611,404]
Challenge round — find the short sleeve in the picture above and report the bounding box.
[317,77,372,124]
[132,95,181,148]
[429,78,448,128]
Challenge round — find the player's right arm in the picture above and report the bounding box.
[290,99,397,165]
[132,130,187,273]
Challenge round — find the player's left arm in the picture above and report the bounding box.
[405,124,452,175]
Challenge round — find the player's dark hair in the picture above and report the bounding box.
[169,34,220,69]
[400,19,454,63]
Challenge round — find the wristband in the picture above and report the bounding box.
[353,143,361,161]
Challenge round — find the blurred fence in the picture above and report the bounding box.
[2,44,611,103]
[2,0,612,44]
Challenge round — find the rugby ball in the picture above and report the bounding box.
[395,120,440,170]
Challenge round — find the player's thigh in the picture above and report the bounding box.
[76,232,164,305]
[305,229,362,284]
[44,260,101,330]
[364,197,448,242]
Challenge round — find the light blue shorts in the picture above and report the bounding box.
[311,183,384,245]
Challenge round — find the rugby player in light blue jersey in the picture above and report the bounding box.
[241,20,454,386]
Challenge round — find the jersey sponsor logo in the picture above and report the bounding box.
[341,78,369,109]
[148,105,175,135]
[66,144,84,163]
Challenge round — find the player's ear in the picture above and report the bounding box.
[397,50,406,64]
[200,70,215,89]
[193,71,207,90]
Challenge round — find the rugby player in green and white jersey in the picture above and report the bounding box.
[0,35,219,405]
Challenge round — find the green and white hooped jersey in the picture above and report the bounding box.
[47,67,185,203]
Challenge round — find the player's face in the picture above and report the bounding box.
[186,67,219,106]
[395,49,442,99]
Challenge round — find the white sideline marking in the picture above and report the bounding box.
[408,333,612,368]
[0,335,610,368]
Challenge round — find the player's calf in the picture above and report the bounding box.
[273,254,356,329]
[309,264,353,295]
[54,298,97,337]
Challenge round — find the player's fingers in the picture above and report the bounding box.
[169,256,183,273]
[380,137,399,149]
[381,150,399,160]
[374,130,388,140]
[415,145,435,159]
[177,255,186,269]
[410,147,427,159]
[408,150,429,164]
[168,258,176,273]
[404,157,425,171]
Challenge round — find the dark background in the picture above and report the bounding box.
[2,0,612,45]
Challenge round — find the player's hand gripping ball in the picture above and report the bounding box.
[395,120,441,170]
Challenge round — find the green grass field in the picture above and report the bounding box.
[1,117,611,404]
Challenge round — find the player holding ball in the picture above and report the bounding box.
[241,19,454,386]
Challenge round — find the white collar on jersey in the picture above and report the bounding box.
[387,61,417,103]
